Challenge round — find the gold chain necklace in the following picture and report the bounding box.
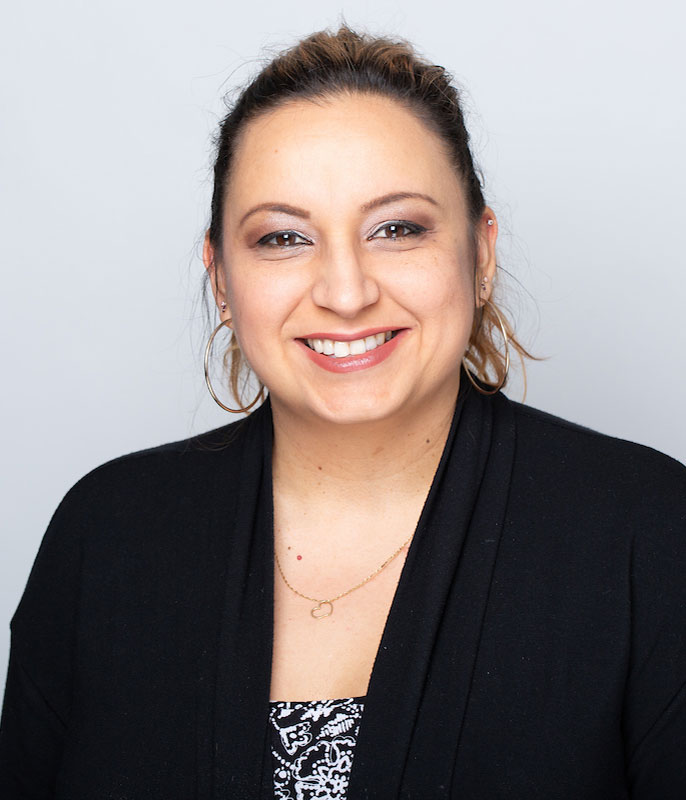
[274,533,414,619]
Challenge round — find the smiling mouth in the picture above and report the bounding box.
[302,330,399,358]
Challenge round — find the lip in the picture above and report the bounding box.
[296,329,408,374]
[299,326,401,342]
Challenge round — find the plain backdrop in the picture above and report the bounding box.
[1,0,684,681]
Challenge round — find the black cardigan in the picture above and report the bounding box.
[1,387,685,798]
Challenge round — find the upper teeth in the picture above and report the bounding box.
[307,331,393,357]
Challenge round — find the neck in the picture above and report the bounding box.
[270,383,460,510]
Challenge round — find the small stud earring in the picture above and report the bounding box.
[487,219,494,226]
[480,275,489,292]
[220,301,227,312]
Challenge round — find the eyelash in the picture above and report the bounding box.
[368,220,427,241]
[256,220,427,248]
[256,230,312,248]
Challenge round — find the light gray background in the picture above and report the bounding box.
[1,0,684,681]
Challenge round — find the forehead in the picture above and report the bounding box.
[225,93,464,216]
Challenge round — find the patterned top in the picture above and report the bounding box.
[269,697,365,800]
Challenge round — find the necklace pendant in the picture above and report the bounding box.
[311,600,333,619]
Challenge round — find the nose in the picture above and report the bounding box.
[310,241,380,319]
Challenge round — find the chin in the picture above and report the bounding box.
[299,388,415,427]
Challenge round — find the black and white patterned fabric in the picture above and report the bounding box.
[269,697,365,800]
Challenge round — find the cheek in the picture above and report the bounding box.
[224,266,302,363]
[394,251,474,324]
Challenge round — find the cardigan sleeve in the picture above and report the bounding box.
[622,456,686,797]
[0,478,85,798]
[0,649,69,797]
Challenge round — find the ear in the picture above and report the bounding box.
[474,207,498,307]
[203,231,230,318]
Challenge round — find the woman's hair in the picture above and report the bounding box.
[206,24,532,408]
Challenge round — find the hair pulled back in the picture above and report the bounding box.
[207,25,529,408]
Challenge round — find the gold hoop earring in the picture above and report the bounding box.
[204,319,264,414]
[462,299,511,396]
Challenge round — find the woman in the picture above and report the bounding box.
[1,25,685,800]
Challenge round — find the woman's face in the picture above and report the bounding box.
[206,93,497,426]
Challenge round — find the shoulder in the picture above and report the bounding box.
[508,397,686,484]
[41,405,272,552]
[11,407,271,634]
[65,409,264,507]
[503,396,686,534]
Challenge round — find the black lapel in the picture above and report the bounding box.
[348,389,516,797]
[199,403,275,800]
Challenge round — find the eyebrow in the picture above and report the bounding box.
[239,203,310,228]
[361,191,439,213]
[238,191,439,228]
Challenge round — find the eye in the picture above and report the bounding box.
[369,220,427,241]
[257,230,312,248]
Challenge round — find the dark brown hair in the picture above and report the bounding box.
[207,25,531,407]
